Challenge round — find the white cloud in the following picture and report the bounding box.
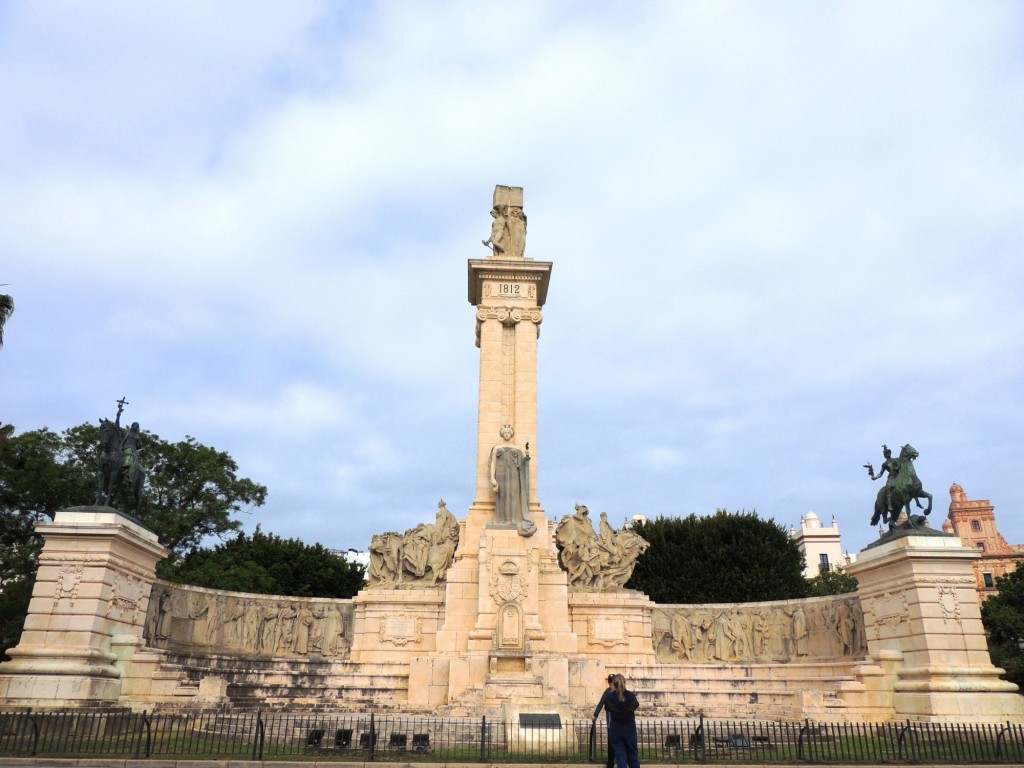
[2,0,1023,556]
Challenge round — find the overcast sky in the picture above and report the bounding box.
[3,1,1023,560]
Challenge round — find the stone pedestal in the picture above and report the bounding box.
[349,586,445,663]
[419,519,581,712]
[0,507,168,707]
[847,535,1024,722]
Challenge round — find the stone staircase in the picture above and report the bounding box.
[615,660,865,721]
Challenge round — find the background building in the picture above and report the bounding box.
[943,484,1024,599]
[791,511,852,578]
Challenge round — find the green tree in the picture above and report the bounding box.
[164,527,365,598]
[626,510,809,603]
[806,564,859,596]
[0,423,267,561]
[0,508,43,655]
[981,561,1024,689]
[0,291,12,347]
[0,423,267,657]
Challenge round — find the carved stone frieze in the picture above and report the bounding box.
[143,582,353,660]
[652,596,866,664]
[41,552,153,581]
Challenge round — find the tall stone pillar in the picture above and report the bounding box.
[465,191,552,542]
[0,506,168,707]
[420,187,578,716]
[847,535,1024,722]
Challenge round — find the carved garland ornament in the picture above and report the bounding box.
[53,563,85,609]
[937,585,961,623]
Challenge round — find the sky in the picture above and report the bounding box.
[2,1,1023,559]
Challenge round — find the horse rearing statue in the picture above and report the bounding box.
[873,444,933,528]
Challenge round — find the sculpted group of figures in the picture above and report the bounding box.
[654,598,865,664]
[481,199,527,259]
[555,505,650,590]
[145,584,351,659]
[366,501,460,587]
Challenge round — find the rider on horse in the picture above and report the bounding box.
[865,444,933,529]
[865,445,900,526]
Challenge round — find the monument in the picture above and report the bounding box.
[2,188,1022,725]
[0,402,166,707]
[847,443,1024,721]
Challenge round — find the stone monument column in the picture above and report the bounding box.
[0,507,168,707]
[466,184,552,543]
[416,187,579,716]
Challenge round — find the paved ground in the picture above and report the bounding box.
[0,761,1016,768]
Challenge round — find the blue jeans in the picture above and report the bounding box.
[610,728,640,768]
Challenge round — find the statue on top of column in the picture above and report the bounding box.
[481,185,526,259]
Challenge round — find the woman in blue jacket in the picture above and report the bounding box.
[591,674,640,768]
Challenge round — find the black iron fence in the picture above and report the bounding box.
[1,709,1023,764]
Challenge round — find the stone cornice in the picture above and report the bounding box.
[467,258,552,307]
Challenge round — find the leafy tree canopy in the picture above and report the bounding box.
[163,526,365,599]
[806,564,859,597]
[0,423,267,560]
[1,422,267,657]
[626,510,809,603]
[981,561,1024,689]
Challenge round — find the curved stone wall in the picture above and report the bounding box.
[652,594,866,664]
[144,580,354,661]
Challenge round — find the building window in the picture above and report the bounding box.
[971,520,981,531]
[976,542,986,552]
[819,553,830,572]
[983,572,994,588]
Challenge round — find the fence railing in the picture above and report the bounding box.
[1,709,1023,763]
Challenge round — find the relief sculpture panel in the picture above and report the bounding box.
[652,596,866,664]
[144,581,353,660]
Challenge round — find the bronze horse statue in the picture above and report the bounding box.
[873,444,933,529]
[95,418,124,506]
[124,459,146,515]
